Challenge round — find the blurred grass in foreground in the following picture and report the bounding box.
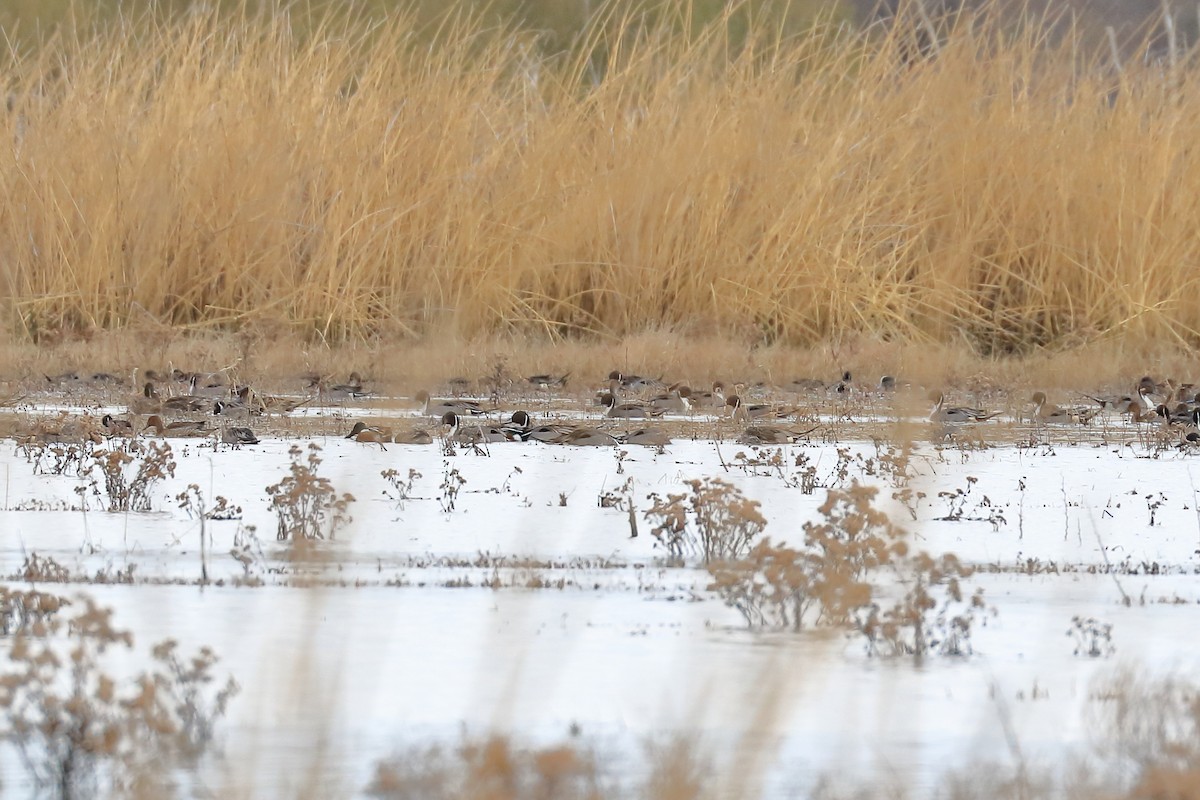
[0,1,1198,357]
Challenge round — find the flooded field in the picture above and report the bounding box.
[1,376,1199,797]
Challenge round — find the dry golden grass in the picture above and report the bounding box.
[0,2,1196,357]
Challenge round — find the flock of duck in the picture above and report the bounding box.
[10,368,1200,447]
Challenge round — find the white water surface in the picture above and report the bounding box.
[0,432,1197,797]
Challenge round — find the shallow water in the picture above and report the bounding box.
[0,424,1197,796]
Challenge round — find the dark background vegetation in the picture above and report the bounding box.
[0,0,1191,52]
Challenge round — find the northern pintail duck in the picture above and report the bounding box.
[737,424,820,445]
[441,412,512,444]
[879,375,913,392]
[318,372,372,402]
[647,387,692,414]
[784,377,826,394]
[1122,400,1163,424]
[143,415,208,437]
[608,371,665,393]
[392,428,434,445]
[1030,392,1098,425]
[501,410,563,441]
[415,391,484,418]
[1136,376,1169,409]
[527,373,570,389]
[725,395,794,422]
[527,425,573,443]
[928,392,1002,423]
[164,395,210,413]
[1156,403,1199,426]
[620,428,672,446]
[45,371,84,387]
[244,387,311,414]
[189,373,230,399]
[220,426,260,445]
[128,382,164,415]
[101,414,135,436]
[1083,390,1136,412]
[599,393,666,419]
[687,383,726,410]
[212,399,255,417]
[562,427,619,446]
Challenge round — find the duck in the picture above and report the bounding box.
[392,428,434,445]
[599,393,666,419]
[525,423,577,444]
[783,377,826,394]
[1083,390,1136,412]
[346,421,393,444]
[319,372,372,402]
[441,412,512,444]
[1156,403,1198,427]
[143,415,209,437]
[45,371,84,388]
[620,428,672,446]
[414,391,484,418]
[1030,392,1098,425]
[101,414,135,436]
[737,424,820,445]
[253,390,311,414]
[928,392,1002,423]
[1123,400,1164,424]
[562,427,619,446]
[830,371,855,397]
[220,426,260,445]
[1136,376,1170,409]
[647,386,692,414]
[212,399,254,417]
[189,373,230,399]
[527,373,570,390]
[128,382,164,415]
[607,371,666,393]
[1177,408,1200,440]
[496,410,535,441]
[725,395,794,422]
[687,383,726,410]
[161,393,210,413]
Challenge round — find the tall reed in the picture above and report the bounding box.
[0,2,1197,353]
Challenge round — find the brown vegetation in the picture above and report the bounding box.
[0,4,1198,357]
